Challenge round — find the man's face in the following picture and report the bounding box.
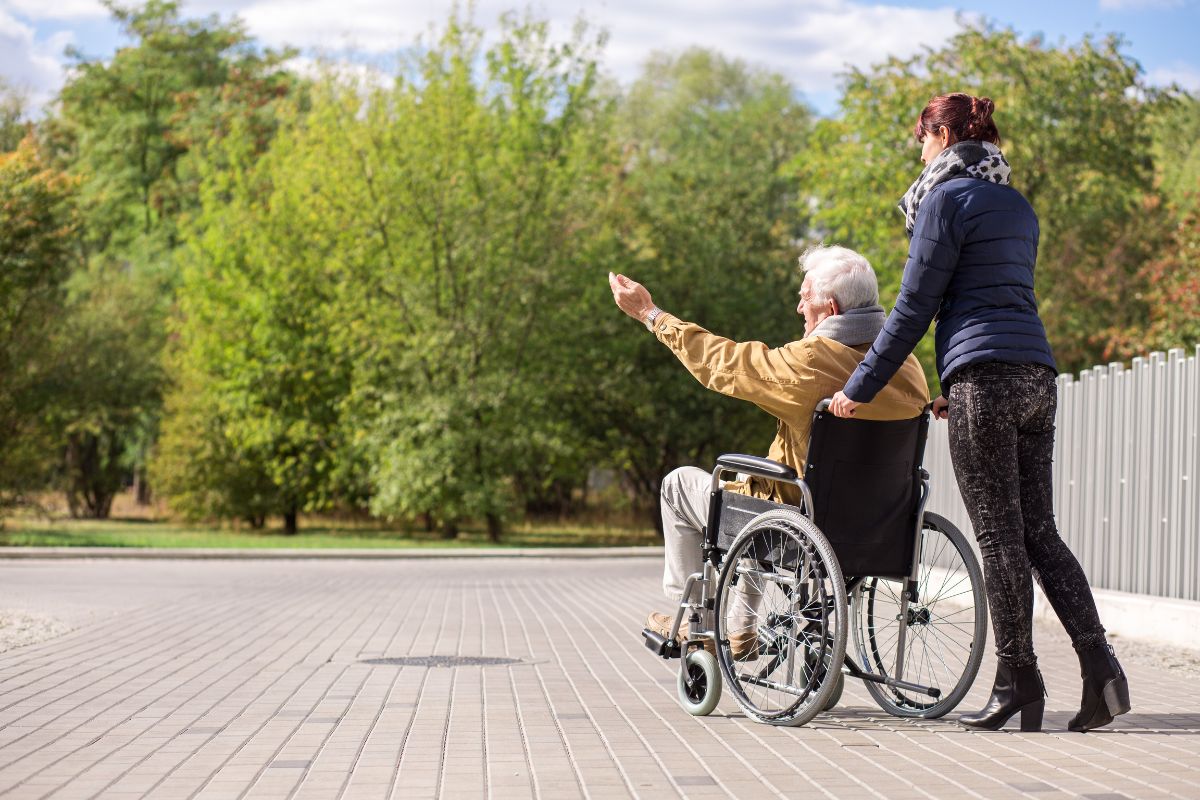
[798,277,835,337]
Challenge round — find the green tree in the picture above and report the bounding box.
[151,355,282,527]
[42,0,301,517]
[153,97,355,533]
[1151,92,1200,216]
[158,12,617,538]
[348,14,614,539]
[0,139,79,510]
[795,24,1169,383]
[51,0,296,254]
[42,269,166,517]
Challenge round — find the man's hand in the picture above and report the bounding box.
[829,390,860,418]
[932,394,949,420]
[608,272,655,323]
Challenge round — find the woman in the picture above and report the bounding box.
[829,93,1130,733]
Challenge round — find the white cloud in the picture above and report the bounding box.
[285,53,392,90]
[1146,62,1200,92]
[0,9,73,111]
[0,0,105,20]
[193,0,968,97]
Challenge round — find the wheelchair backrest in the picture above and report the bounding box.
[804,407,929,580]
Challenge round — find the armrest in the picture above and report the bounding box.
[714,453,798,482]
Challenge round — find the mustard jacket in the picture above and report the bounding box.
[651,312,931,504]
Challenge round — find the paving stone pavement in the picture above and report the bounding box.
[0,557,1197,800]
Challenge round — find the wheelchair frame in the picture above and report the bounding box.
[642,401,987,726]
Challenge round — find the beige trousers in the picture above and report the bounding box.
[660,466,762,631]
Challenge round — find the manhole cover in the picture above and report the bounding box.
[360,656,524,668]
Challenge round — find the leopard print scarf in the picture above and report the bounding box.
[898,140,1011,237]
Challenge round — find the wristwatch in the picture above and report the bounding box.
[643,307,663,331]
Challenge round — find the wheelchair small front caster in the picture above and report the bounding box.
[678,648,721,716]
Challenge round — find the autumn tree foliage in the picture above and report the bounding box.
[0,139,79,507]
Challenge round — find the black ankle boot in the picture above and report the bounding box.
[959,662,1046,732]
[1068,643,1130,732]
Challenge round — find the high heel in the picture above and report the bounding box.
[959,662,1046,732]
[1068,643,1130,732]
[1020,700,1046,732]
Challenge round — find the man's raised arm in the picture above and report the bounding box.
[608,272,818,420]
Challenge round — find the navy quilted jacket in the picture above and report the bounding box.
[844,176,1056,402]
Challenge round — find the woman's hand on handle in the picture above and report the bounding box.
[829,391,860,418]
[932,394,949,420]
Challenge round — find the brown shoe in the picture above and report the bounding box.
[646,612,714,655]
[647,611,685,640]
[729,630,760,661]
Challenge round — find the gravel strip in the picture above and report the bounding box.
[0,610,72,653]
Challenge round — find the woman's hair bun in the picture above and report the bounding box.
[970,96,995,122]
[963,96,997,141]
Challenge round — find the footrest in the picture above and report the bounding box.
[642,628,681,659]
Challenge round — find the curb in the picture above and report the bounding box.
[0,546,665,560]
[1034,583,1200,653]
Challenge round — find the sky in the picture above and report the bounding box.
[1,0,1197,116]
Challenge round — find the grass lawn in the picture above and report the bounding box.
[0,517,660,549]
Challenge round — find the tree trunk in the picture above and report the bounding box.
[133,469,152,506]
[486,512,503,544]
[64,432,119,519]
[441,518,459,539]
[283,507,298,535]
[423,512,435,533]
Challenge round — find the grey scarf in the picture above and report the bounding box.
[809,305,886,347]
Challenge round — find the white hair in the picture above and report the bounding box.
[799,245,880,311]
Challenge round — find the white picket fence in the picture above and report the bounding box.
[925,346,1200,603]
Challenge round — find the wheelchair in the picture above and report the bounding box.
[642,400,987,727]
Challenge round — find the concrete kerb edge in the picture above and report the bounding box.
[1033,583,1200,654]
[0,546,665,560]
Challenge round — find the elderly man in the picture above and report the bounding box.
[609,245,929,655]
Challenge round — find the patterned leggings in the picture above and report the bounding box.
[947,361,1108,669]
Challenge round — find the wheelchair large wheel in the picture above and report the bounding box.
[852,512,987,718]
[714,509,847,727]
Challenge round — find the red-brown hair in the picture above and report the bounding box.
[913,93,1001,146]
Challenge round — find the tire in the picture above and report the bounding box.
[714,508,847,727]
[678,649,722,716]
[800,647,845,711]
[824,671,845,711]
[852,512,988,718]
